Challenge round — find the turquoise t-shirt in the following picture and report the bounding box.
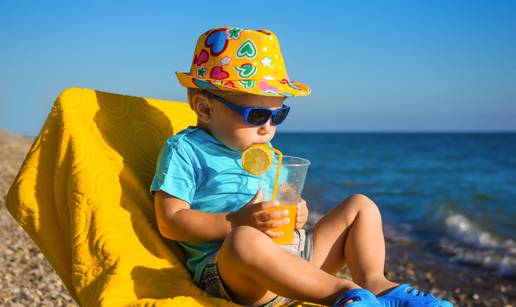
[150,126,281,283]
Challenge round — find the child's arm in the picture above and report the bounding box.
[154,190,290,243]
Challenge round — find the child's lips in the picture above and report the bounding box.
[256,137,272,145]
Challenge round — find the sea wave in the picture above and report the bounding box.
[440,212,516,276]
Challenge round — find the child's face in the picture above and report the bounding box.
[192,91,286,152]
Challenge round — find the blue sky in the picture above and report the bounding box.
[1,0,515,136]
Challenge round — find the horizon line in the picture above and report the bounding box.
[2,128,516,139]
[277,130,516,134]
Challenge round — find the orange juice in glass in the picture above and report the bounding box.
[259,156,310,244]
[265,203,298,244]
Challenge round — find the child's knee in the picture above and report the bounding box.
[225,226,270,262]
[343,194,380,215]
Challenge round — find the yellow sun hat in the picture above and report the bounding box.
[175,27,311,97]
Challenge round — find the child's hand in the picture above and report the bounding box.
[229,189,291,238]
[296,198,308,229]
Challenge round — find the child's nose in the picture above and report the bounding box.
[258,119,274,134]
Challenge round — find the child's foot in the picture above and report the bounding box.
[376,283,453,306]
[333,288,381,306]
[362,278,400,296]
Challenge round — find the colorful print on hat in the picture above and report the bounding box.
[176,27,311,97]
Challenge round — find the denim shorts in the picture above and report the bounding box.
[196,228,313,307]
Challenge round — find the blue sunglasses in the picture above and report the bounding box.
[202,90,290,126]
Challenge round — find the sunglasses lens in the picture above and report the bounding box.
[248,109,272,126]
[272,108,290,125]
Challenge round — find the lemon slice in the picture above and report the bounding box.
[242,144,284,202]
[242,144,274,176]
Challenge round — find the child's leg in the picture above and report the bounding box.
[217,225,359,306]
[311,194,398,294]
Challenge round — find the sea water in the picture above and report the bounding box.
[273,132,516,276]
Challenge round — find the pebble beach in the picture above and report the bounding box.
[0,130,76,306]
[1,129,514,306]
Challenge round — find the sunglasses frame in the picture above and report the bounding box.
[202,90,290,127]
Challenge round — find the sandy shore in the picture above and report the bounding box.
[1,129,514,306]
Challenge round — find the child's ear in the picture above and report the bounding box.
[191,93,213,123]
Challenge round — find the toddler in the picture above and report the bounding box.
[150,27,452,306]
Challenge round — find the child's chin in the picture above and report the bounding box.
[228,142,245,152]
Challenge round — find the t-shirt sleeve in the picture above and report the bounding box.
[149,139,196,204]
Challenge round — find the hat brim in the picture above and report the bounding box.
[176,72,311,97]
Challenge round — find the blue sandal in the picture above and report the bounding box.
[376,284,453,306]
[333,288,381,306]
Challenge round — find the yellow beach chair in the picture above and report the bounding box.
[5,88,317,306]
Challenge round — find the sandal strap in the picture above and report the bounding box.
[377,284,453,306]
[406,286,428,296]
[333,288,378,306]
